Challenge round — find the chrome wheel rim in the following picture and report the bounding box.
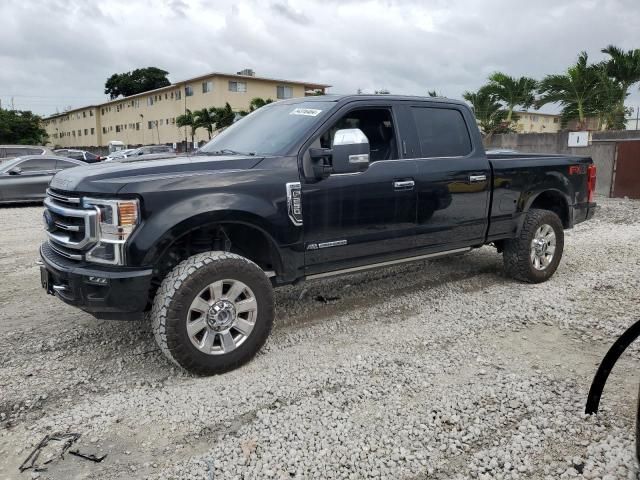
[530,224,556,271]
[186,279,258,355]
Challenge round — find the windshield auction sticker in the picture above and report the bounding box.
[290,108,322,116]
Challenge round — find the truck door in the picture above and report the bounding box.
[301,103,417,274]
[400,103,491,249]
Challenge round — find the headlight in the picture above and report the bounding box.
[82,197,140,265]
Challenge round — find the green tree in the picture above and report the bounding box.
[104,67,170,99]
[0,109,48,144]
[592,65,626,130]
[462,87,510,135]
[486,73,537,122]
[193,107,218,140]
[176,109,197,147]
[215,102,236,129]
[537,52,601,129]
[239,97,274,117]
[427,90,440,97]
[600,45,640,129]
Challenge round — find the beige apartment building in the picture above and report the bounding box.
[44,70,330,149]
[513,111,562,134]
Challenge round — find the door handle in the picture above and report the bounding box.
[393,180,415,190]
[469,174,487,183]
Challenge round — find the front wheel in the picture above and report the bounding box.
[151,251,274,375]
[503,208,564,283]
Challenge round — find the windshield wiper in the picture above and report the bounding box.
[199,149,256,156]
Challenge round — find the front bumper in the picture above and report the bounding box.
[39,242,152,320]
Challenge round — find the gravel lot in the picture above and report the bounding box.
[1,197,639,480]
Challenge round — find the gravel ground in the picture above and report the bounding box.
[0,197,639,480]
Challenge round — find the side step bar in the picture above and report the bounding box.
[305,247,471,280]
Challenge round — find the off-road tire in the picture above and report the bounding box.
[503,208,564,283]
[151,251,274,375]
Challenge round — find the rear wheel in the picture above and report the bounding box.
[503,209,564,283]
[151,251,274,375]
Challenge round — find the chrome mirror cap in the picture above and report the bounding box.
[333,128,369,146]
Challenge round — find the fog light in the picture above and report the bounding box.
[88,276,109,285]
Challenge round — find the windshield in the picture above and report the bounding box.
[199,101,334,156]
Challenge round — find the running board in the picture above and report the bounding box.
[305,247,471,280]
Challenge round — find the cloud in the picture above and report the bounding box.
[0,0,638,115]
[270,1,310,25]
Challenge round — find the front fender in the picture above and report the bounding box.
[128,192,293,267]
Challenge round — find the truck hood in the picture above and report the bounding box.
[50,155,264,194]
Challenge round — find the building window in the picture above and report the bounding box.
[84,128,88,135]
[277,85,293,99]
[115,125,121,133]
[175,90,181,100]
[90,110,94,117]
[202,81,213,93]
[83,111,86,118]
[229,81,247,93]
[171,117,175,124]
[160,119,164,126]
[90,128,95,135]
[165,93,168,100]
[185,85,193,97]
[148,121,154,129]
[136,122,140,131]
[102,127,107,134]
[553,118,559,123]
[147,96,154,106]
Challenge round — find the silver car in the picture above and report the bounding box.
[0,145,52,159]
[0,155,85,204]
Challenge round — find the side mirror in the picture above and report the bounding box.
[8,167,22,175]
[331,128,370,174]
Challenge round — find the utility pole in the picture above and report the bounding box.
[635,106,639,131]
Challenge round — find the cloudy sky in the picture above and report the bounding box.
[1,0,639,117]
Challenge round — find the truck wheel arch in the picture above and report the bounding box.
[519,189,571,232]
[144,214,284,304]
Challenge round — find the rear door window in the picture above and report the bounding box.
[411,107,472,158]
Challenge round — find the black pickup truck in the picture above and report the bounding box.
[40,94,597,374]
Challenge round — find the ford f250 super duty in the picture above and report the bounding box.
[39,94,597,375]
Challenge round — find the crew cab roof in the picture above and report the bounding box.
[281,94,469,108]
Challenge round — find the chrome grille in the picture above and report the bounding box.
[44,189,98,259]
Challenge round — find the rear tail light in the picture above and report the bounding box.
[587,164,597,203]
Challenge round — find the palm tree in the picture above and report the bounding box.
[176,109,197,147]
[486,72,537,122]
[239,97,274,117]
[537,52,601,129]
[193,107,217,139]
[463,86,509,135]
[592,65,626,130]
[601,45,640,128]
